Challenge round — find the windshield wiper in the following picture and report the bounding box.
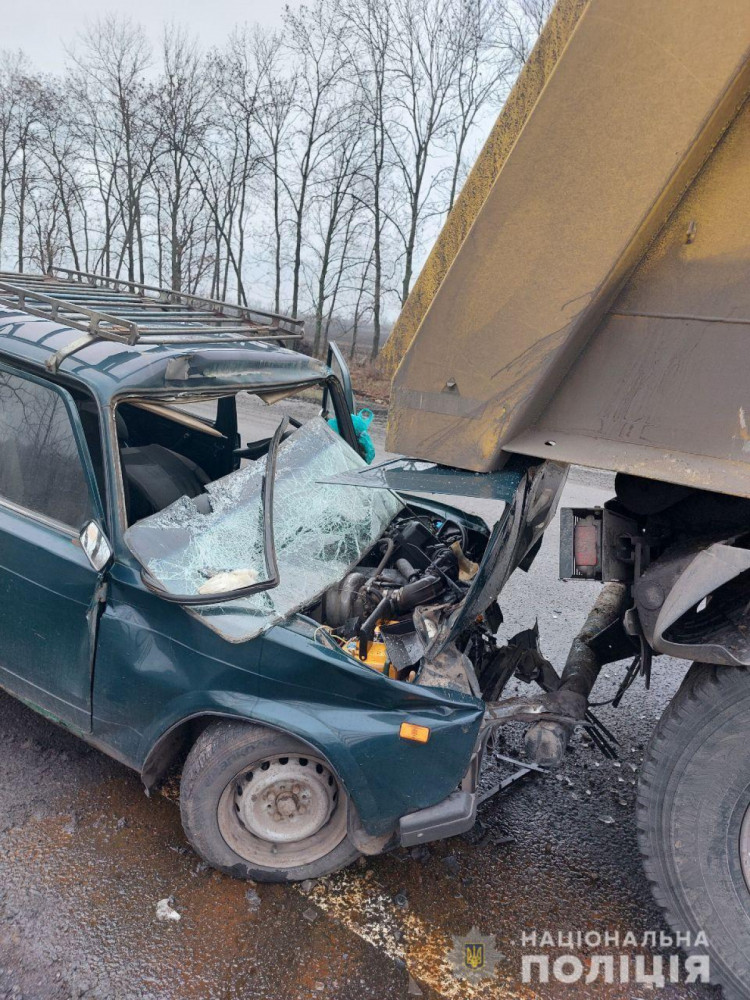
[140,416,288,605]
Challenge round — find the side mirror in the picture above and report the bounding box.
[80,521,113,572]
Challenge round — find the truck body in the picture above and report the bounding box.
[380,3,750,996]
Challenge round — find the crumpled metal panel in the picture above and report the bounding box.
[125,419,402,641]
[426,461,568,655]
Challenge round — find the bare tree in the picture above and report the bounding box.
[336,0,392,358]
[0,56,45,271]
[347,245,374,359]
[306,121,365,355]
[0,0,545,357]
[68,73,123,275]
[248,31,295,315]
[281,1,349,319]
[152,26,213,291]
[34,84,90,270]
[0,53,34,261]
[69,17,154,282]
[199,29,270,304]
[387,0,464,306]
[445,0,511,212]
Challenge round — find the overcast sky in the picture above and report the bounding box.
[4,0,300,72]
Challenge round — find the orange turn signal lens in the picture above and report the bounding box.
[399,722,430,744]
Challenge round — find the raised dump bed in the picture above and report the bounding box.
[384,0,750,499]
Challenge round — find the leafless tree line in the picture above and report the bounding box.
[0,0,551,358]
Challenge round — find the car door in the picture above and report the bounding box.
[0,363,106,732]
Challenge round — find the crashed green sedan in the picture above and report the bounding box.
[0,270,565,881]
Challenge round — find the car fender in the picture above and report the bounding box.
[138,685,482,836]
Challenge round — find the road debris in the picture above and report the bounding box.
[442,855,460,876]
[155,897,181,922]
[409,845,431,864]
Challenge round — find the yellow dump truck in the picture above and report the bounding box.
[380,1,750,994]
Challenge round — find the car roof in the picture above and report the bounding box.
[0,274,329,404]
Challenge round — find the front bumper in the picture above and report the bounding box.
[399,788,477,846]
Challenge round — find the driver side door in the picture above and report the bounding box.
[0,364,106,732]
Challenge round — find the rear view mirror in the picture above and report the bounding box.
[80,521,113,572]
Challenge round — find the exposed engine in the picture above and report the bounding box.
[315,511,499,684]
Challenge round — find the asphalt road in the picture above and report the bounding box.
[0,404,723,1000]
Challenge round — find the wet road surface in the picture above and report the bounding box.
[0,406,724,999]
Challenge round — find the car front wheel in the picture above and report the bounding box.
[180,720,360,882]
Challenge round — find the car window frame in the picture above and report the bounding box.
[325,374,362,456]
[0,361,105,535]
[322,342,356,416]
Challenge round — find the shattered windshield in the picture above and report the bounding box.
[125,418,402,641]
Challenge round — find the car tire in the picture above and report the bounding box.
[180,720,360,882]
[638,663,750,999]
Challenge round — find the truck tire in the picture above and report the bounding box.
[638,663,750,999]
[180,720,360,882]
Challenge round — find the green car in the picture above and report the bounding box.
[0,269,565,882]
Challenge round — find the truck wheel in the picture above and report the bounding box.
[180,720,360,882]
[638,663,750,999]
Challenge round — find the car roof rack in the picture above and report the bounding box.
[0,267,304,372]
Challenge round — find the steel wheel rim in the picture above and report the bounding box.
[217,751,348,868]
